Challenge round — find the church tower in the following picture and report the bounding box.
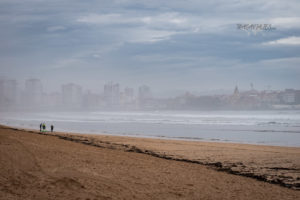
[234,85,239,96]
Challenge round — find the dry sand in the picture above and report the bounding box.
[0,125,299,200]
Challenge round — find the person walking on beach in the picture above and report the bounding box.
[51,125,54,132]
[42,123,46,132]
[40,123,42,132]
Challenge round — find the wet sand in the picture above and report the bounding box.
[80,133,300,189]
[0,125,299,199]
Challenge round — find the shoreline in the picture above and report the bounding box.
[1,109,299,147]
[1,124,299,190]
[2,122,300,148]
[3,122,300,148]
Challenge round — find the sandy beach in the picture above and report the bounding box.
[0,125,299,200]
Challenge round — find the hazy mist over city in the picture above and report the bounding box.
[1,0,300,111]
[2,3,300,198]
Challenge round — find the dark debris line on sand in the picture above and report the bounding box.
[4,126,300,190]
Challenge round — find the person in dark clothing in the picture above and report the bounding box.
[40,123,42,132]
[42,123,46,131]
[51,125,54,132]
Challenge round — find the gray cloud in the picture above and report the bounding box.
[0,0,299,93]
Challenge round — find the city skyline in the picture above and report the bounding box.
[1,76,299,96]
[1,77,299,111]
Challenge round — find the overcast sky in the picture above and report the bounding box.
[0,0,299,96]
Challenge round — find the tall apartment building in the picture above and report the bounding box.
[0,79,17,106]
[138,85,151,101]
[104,82,120,106]
[25,79,43,106]
[62,83,82,107]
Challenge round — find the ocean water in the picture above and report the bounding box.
[1,110,300,147]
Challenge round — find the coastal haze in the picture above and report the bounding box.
[1,1,300,199]
[0,0,300,147]
[1,78,300,147]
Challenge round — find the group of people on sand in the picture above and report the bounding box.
[39,123,54,132]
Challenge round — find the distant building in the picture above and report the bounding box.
[25,79,43,106]
[281,89,300,104]
[138,85,152,108]
[233,85,239,96]
[82,90,99,108]
[103,82,120,106]
[62,83,82,107]
[43,92,62,107]
[229,85,240,105]
[0,79,17,106]
[138,85,151,100]
[260,90,280,105]
[296,90,300,104]
[123,87,134,103]
[119,87,136,108]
